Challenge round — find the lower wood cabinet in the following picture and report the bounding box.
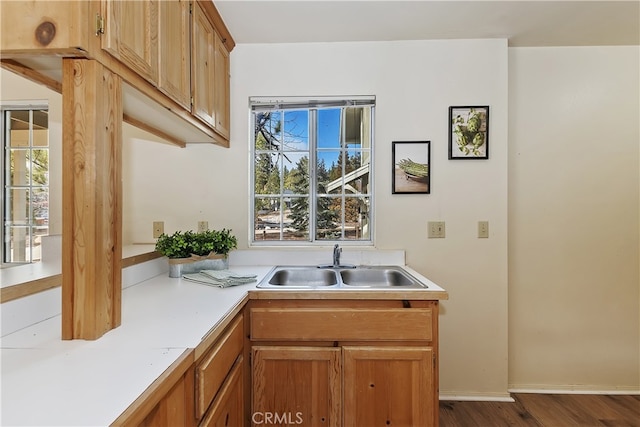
[248,299,440,427]
[195,314,245,424]
[199,355,245,427]
[342,346,434,426]
[252,346,341,426]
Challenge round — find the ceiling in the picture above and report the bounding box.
[215,0,640,47]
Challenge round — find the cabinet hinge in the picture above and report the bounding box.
[189,2,193,14]
[95,13,104,36]
[190,96,194,107]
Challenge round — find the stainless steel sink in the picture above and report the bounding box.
[264,267,339,287]
[339,267,425,288]
[257,266,426,289]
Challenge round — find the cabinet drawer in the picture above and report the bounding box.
[195,315,244,419]
[250,308,432,341]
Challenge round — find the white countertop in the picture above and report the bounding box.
[1,249,447,426]
[1,266,271,427]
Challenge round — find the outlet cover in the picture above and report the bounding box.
[197,221,208,232]
[153,221,164,238]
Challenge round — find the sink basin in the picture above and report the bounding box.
[339,267,426,288]
[257,266,427,289]
[265,267,339,287]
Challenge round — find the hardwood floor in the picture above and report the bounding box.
[439,394,640,427]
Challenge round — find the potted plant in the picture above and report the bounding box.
[155,228,238,278]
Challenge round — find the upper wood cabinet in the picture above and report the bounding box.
[102,0,159,84]
[158,0,191,110]
[0,0,234,147]
[192,3,216,130]
[192,2,231,142]
[213,33,230,139]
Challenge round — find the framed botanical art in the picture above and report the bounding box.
[392,141,430,194]
[448,106,489,159]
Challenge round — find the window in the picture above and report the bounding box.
[251,96,374,244]
[1,104,49,264]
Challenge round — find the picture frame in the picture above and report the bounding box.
[392,141,430,194]
[448,106,489,159]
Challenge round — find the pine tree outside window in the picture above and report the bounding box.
[251,96,374,244]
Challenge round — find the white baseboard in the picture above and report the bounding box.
[439,392,514,402]
[508,386,640,395]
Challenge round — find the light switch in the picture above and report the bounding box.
[478,221,489,238]
[198,221,208,232]
[428,221,445,238]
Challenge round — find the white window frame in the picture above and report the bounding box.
[1,101,50,265]
[250,96,375,246]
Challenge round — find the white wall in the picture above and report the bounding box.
[508,46,640,392]
[123,39,511,396]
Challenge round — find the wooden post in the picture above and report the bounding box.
[62,58,122,340]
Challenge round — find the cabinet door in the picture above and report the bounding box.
[158,0,190,109]
[102,0,158,83]
[139,363,197,427]
[252,346,341,427]
[213,33,230,139]
[343,346,435,427]
[200,356,244,427]
[191,3,216,128]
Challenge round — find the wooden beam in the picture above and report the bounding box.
[0,59,62,93]
[123,114,186,148]
[62,58,123,340]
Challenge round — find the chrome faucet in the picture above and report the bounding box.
[332,244,342,268]
[318,243,355,269]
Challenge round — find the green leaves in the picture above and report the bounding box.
[155,229,238,259]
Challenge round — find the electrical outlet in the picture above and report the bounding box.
[428,221,445,238]
[197,221,208,233]
[478,221,489,238]
[153,221,164,238]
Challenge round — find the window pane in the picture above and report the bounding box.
[255,197,282,241]
[255,111,282,150]
[5,226,33,263]
[317,108,341,149]
[284,154,309,194]
[316,196,340,240]
[32,187,49,225]
[286,196,310,241]
[345,149,370,195]
[8,110,30,147]
[31,149,49,185]
[282,110,309,151]
[317,151,340,195]
[9,149,30,186]
[345,196,370,240]
[6,188,30,225]
[255,155,281,196]
[32,110,49,147]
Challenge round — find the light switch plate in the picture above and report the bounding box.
[478,221,489,238]
[428,221,445,238]
[198,221,208,233]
